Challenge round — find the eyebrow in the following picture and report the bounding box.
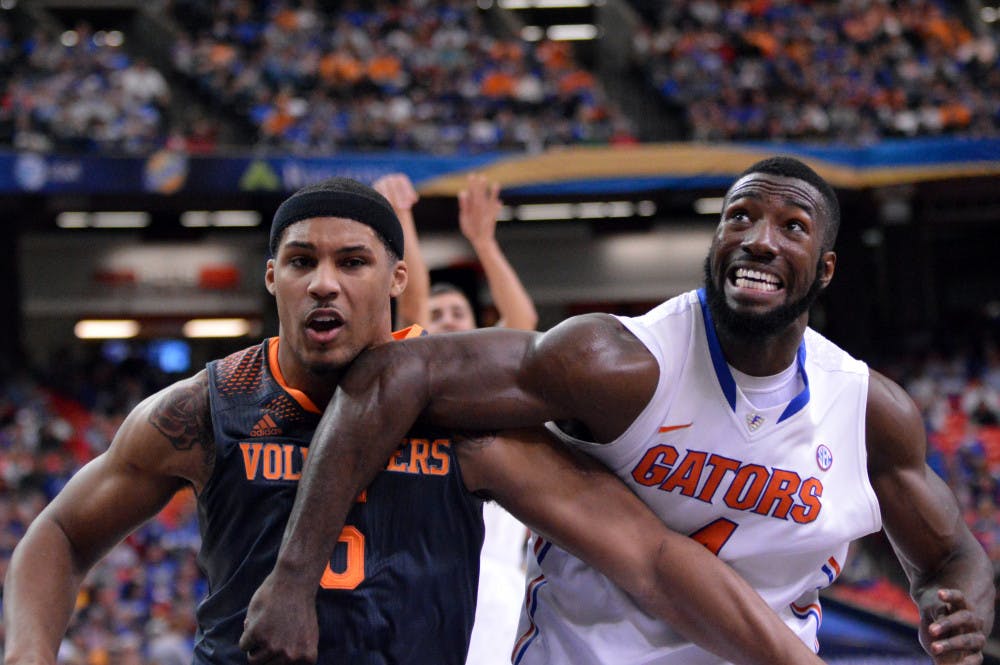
[727,188,816,216]
[282,241,376,254]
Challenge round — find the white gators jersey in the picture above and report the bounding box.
[511,289,883,665]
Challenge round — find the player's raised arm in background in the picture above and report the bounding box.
[373,173,429,328]
[457,173,537,331]
[865,370,995,665]
[240,316,826,665]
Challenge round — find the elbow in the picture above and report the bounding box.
[629,582,685,628]
[623,551,688,627]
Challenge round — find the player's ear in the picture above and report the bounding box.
[265,258,276,296]
[819,251,836,289]
[389,260,407,299]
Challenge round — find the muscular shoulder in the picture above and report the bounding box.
[865,369,926,478]
[146,370,213,452]
[532,313,655,377]
[531,313,659,441]
[113,370,215,490]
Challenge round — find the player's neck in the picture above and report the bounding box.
[716,317,807,377]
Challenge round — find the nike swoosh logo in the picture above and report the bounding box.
[658,423,693,433]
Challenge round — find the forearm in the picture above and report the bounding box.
[910,530,995,633]
[4,519,88,665]
[272,346,430,589]
[471,238,537,331]
[630,536,824,665]
[477,429,821,665]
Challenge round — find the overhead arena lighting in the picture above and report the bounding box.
[511,200,656,221]
[516,203,575,220]
[546,24,599,40]
[74,319,141,339]
[520,24,599,41]
[693,197,725,215]
[57,211,151,228]
[183,318,255,338]
[497,0,598,7]
[181,210,262,228]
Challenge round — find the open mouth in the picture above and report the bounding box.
[308,317,343,332]
[730,266,783,293]
[305,310,344,342]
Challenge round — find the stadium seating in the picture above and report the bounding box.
[628,0,1000,142]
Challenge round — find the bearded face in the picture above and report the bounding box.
[703,255,826,339]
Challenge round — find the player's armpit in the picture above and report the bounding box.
[460,427,826,665]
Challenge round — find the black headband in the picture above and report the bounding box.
[269,180,404,258]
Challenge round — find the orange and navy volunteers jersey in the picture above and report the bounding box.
[195,334,484,664]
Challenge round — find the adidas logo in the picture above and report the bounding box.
[250,414,282,437]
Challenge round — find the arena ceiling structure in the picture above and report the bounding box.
[2,138,999,367]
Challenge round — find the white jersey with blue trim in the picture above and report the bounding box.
[511,289,882,665]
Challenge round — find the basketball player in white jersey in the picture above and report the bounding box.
[243,157,993,664]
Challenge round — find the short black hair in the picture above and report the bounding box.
[730,156,840,251]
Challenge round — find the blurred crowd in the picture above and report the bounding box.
[2,334,999,661]
[630,0,1000,143]
[168,0,629,154]
[892,343,1000,565]
[3,0,999,153]
[0,18,171,155]
[0,0,630,156]
[0,354,199,665]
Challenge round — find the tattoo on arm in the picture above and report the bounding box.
[149,375,213,460]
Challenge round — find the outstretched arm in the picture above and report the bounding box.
[458,174,537,330]
[3,373,210,665]
[373,173,429,328]
[240,315,657,661]
[459,428,825,665]
[866,371,994,665]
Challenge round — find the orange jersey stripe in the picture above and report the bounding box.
[267,338,322,414]
[393,324,425,340]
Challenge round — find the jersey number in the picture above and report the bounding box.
[320,526,366,590]
[690,518,738,556]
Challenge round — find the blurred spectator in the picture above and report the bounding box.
[0,354,199,663]
[119,57,171,109]
[632,0,1000,143]
[165,114,220,154]
[3,22,168,154]
[170,0,620,153]
[963,378,1000,426]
